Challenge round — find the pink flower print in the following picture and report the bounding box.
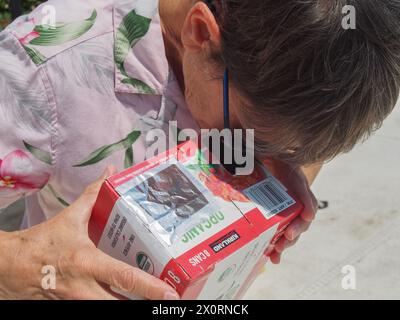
[11,18,40,45]
[0,150,50,197]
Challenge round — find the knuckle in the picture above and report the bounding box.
[278,239,285,250]
[311,197,319,214]
[287,237,298,248]
[285,228,296,241]
[70,248,92,272]
[276,239,286,253]
[116,268,139,293]
[301,209,314,223]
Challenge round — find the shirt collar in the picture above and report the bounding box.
[113,0,168,95]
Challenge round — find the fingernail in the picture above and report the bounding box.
[164,291,180,300]
[284,228,294,241]
[293,223,301,236]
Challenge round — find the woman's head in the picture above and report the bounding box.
[161,0,400,165]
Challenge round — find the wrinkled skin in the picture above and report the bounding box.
[0,166,180,300]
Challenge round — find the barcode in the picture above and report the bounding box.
[243,177,295,219]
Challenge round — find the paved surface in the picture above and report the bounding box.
[245,103,400,300]
[1,104,399,299]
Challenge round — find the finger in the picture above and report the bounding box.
[274,234,302,255]
[98,282,129,300]
[274,237,287,254]
[79,165,118,206]
[264,244,275,256]
[68,165,117,223]
[280,165,318,222]
[285,236,300,249]
[86,250,180,300]
[269,251,281,264]
[284,217,311,241]
[70,283,120,300]
[300,187,318,222]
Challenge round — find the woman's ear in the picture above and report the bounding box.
[181,2,221,53]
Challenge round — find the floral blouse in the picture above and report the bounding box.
[0,0,199,228]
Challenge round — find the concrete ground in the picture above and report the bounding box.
[245,103,400,300]
[1,104,399,299]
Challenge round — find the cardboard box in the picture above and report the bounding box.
[89,140,303,300]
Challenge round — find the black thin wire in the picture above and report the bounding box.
[204,0,242,175]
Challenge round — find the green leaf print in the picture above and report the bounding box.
[115,10,155,94]
[124,146,134,169]
[22,45,46,65]
[23,140,53,165]
[185,149,215,176]
[121,77,155,95]
[29,10,97,46]
[47,184,70,207]
[74,130,141,167]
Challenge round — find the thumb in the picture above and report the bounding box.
[81,165,117,202]
[299,185,318,222]
[87,249,181,300]
[68,165,117,222]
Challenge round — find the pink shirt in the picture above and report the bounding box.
[0,0,199,228]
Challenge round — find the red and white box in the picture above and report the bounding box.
[89,140,303,300]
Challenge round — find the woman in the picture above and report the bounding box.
[0,0,399,299]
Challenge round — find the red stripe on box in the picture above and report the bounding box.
[160,259,192,296]
[180,273,211,300]
[174,199,303,280]
[160,258,212,300]
[175,208,265,279]
[89,181,121,246]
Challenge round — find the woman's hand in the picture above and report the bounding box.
[0,166,180,300]
[264,160,319,264]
